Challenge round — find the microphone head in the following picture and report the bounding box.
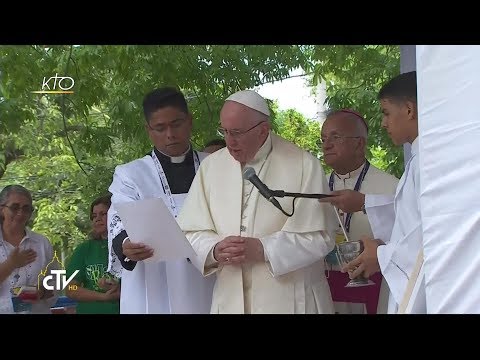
[243,167,256,180]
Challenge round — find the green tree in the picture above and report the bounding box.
[307,45,403,177]
[0,45,403,260]
[0,45,312,259]
[276,109,321,157]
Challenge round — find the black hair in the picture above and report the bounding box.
[142,86,188,122]
[89,194,112,221]
[378,71,417,104]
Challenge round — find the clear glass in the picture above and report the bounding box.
[336,240,375,288]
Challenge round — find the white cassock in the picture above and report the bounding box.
[178,132,337,314]
[107,150,215,314]
[365,138,423,313]
[327,162,398,314]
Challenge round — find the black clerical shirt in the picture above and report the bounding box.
[152,147,196,195]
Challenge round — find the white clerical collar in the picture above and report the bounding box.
[158,145,191,163]
[334,161,366,181]
[247,132,273,167]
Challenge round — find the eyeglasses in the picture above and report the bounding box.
[317,135,361,146]
[1,204,34,214]
[147,118,187,134]
[217,121,265,139]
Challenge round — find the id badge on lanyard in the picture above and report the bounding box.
[151,150,200,218]
[325,161,370,267]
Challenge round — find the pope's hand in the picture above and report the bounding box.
[242,237,265,263]
[122,239,154,261]
[214,236,245,265]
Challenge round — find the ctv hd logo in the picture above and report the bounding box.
[38,251,79,291]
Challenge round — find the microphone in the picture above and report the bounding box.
[243,167,283,212]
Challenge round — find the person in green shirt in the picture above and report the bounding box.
[66,195,120,314]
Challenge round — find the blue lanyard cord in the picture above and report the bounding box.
[328,160,370,233]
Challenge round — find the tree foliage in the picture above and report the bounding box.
[276,109,321,157]
[307,45,403,178]
[0,45,402,259]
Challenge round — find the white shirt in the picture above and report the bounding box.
[366,138,422,313]
[0,228,58,313]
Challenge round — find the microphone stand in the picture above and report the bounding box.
[266,190,333,217]
[271,190,333,199]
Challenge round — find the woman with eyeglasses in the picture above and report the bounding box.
[0,185,58,313]
[65,195,120,314]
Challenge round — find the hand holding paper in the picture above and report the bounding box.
[116,198,196,263]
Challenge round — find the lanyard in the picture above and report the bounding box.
[329,160,370,233]
[151,149,200,218]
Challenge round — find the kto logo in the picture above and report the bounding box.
[38,251,79,291]
[32,73,75,94]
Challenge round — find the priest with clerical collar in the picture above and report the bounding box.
[319,109,398,314]
[107,86,215,314]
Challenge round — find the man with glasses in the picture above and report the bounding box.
[319,109,398,314]
[107,86,215,314]
[178,89,337,314]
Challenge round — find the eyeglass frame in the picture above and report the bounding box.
[217,121,266,139]
[317,134,362,147]
[1,204,35,214]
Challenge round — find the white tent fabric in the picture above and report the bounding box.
[416,45,480,313]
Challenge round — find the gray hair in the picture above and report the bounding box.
[325,109,368,139]
[0,185,33,224]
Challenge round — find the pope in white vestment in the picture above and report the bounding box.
[178,90,337,314]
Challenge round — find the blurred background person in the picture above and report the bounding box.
[203,138,226,154]
[0,185,57,314]
[65,195,120,314]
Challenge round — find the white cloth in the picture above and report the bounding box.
[0,228,59,314]
[328,162,398,314]
[365,138,422,313]
[178,133,337,314]
[107,151,215,314]
[416,45,480,313]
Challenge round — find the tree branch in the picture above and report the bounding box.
[0,141,24,179]
[54,124,84,137]
[62,45,88,176]
[182,48,215,124]
[258,71,315,86]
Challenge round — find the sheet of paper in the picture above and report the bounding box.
[116,198,196,263]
